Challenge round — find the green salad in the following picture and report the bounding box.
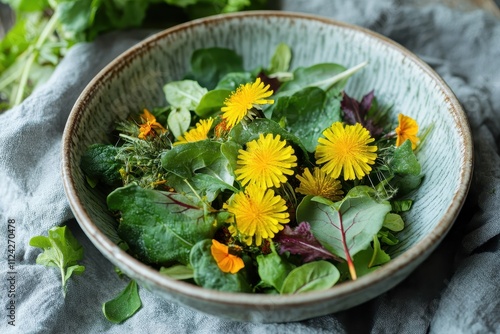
[81,43,424,294]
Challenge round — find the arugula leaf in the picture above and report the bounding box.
[29,225,85,297]
[102,280,142,324]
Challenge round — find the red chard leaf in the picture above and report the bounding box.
[275,222,341,263]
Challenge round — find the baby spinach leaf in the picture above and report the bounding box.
[194,89,231,118]
[29,225,85,297]
[391,199,413,213]
[159,264,194,280]
[391,174,423,196]
[187,47,244,89]
[274,222,339,263]
[271,86,342,152]
[80,144,122,187]
[369,235,391,267]
[167,107,192,139]
[268,42,292,74]
[102,280,142,324]
[163,80,208,110]
[383,213,405,232]
[280,261,340,294]
[391,140,421,175]
[215,72,253,91]
[190,239,252,292]
[256,243,295,292]
[107,184,222,265]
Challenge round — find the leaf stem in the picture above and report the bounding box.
[13,12,59,106]
[338,211,357,280]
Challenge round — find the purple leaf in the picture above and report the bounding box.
[275,222,341,263]
[341,90,384,138]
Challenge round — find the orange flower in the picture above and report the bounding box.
[138,109,166,139]
[210,239,244,274]
[395,113,419,149]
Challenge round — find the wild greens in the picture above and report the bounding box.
[81,44,425,295]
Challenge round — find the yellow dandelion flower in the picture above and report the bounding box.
[174,117,214,146]
[221,77,274,128]
[395,113,419,149]
[210,239,244,274]
[316,122,378,181]
[296,167,344,201]
[224,184,290,246]
[235,133,297,188]
[138,109,166,139]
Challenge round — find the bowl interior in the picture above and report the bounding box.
[62,11,472,322]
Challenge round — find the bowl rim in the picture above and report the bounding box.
[62,10,473,309]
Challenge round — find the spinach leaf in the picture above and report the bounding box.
[268,42,292,74]
[187,47,244,89]
[102,280,142,324]
[107,184,223,264]
[195,89,231,118]
[190,239,252,292]
[383,213,405,232]
[159,264,194,280]
[215,72,254,91]
[391,140,421,175]
[29,225,85,297]
[369,235,391,267]
[280,261,340,294]
[80,144,122,187]
[256,243,295,292]
[271,86,342,152]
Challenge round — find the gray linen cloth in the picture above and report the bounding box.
[1,1,499,333]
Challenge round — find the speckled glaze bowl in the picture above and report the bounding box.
[62,11,473,323]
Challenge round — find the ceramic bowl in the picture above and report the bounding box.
[62,11,473,323]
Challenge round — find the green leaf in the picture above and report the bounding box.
[280,261,340,294]
[271,86,342,152]
[268,43,292,74]
[194,89,231,117]
[296,186,392,260]
[167,107,192,139]
[278,63,348,94]
[163,80,208,110]
[107,184,222,264]
[382,213,405,232]
[3,0,49,12]
[229,118,310,160]
[80,144,122,186]
[29,225,85,297]
[215,72,253,91]
[159,264,194,280]
[189,239,251,292]
[56,0,94,36]
[102,280,142,324]
[391,199,413,213]
[391,174,424,196]
[161,140,234,185]
[369,235,391,267]
[187,47,244,89]
[391,140,421,175]
[256,243,295,292]
[378,230,400,246]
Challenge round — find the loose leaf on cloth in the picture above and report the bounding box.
[29,226,85,297]
[102,280,142,324]
[296,186,391,279]
[107,184,225,265]
[280,260,340,294]
[274,222,339,263]
[189,239,251,292]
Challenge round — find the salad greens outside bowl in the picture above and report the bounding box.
[62,11,473,323]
